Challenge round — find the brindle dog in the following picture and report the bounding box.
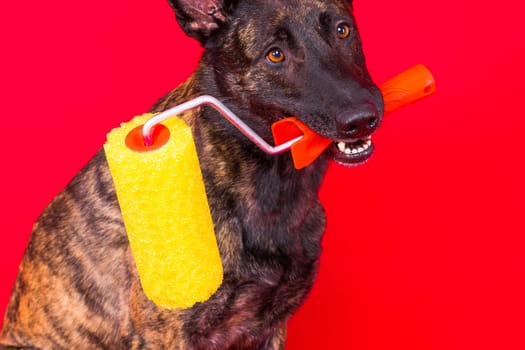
[0,0,383,349]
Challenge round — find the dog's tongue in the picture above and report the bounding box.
[271,64,436,169]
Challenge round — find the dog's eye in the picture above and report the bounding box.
[337,23,351,39]
[266,48,285,63]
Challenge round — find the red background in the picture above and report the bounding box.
[1,0,524,349]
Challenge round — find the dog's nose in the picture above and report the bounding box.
[336,105,380,139]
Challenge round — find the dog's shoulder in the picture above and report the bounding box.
[0,149,134,349]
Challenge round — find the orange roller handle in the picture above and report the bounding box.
[271,117,333,169]
[380,64,436,114]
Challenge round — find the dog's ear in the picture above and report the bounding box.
[167,0,236,43]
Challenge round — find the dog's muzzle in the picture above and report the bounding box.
[331,103,382,166]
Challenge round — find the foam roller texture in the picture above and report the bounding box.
[104,114,223,309]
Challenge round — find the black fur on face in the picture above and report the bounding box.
[192,0,382,143]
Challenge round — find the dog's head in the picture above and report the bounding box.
[168,0,384,166]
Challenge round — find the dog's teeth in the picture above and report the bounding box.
[336,138,373,156]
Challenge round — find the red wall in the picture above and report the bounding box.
[1,1,524,349]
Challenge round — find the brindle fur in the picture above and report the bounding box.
[1,0,383,349]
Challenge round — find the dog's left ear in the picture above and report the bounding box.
[167,0,236,44]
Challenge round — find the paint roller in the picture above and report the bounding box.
[103,64,435,310]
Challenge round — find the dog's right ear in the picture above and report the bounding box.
[167,0,236,44]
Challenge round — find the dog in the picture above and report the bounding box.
[0,0,383,348]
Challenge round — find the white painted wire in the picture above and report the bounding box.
[142,95,303,155]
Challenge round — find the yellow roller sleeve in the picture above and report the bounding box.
[104,113,223,309]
